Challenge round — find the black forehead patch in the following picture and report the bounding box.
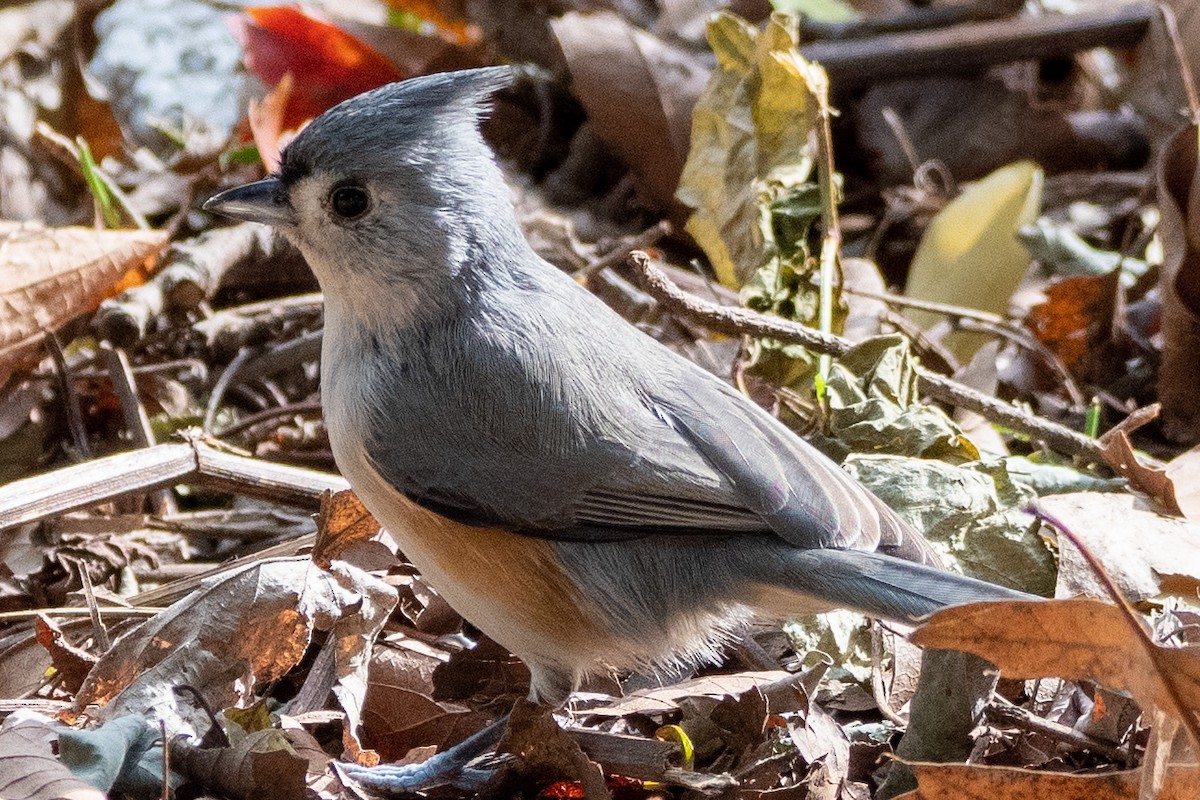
[277,147,312,186]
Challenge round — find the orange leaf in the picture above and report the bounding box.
[248,72,295,172]
[1025,272,1118,370]
[312,489,381,569]
[231,7,402,130]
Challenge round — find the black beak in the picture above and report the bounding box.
[203,177,295,226]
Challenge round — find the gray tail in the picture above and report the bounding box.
[762,548,1034,623]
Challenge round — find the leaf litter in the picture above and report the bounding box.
[0,1,1198,798]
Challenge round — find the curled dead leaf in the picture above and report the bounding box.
[911,598,1200,731]
[0,221,167,382]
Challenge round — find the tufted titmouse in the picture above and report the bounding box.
[205,67,1027,788]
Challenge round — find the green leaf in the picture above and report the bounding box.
[77,138,121,229]
[219,143,262,170]
[820,334,979,461]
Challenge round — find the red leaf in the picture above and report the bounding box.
[230,7,402,130]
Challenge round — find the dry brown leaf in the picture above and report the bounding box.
[367,709,492,764]
[0,715,106,800]
[0,221,167,380]
[360,642,450,760]
[34,614,97,694]
[172,728,308,800]
[1038,493,1200,601]
[550,11,708,210]
[1155,124,1200,443]
[312,488,381,569]
[1094,425,1182,515]
[70,556,396,754]
[1167,443,1200,520]
[896,760,1200,800]
[911,599,1200,727]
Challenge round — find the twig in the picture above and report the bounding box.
[984,695,1129,764]
[0,607,164,622]
[800,2,1153,89]
[629,251,1106,462]
[43,331,91,460]
[214,400,324,439]
[871,623,910,728]
[800,0,1023,40]
[75,565,111,651]
[202,330,324,435]
[844,285,1008,325]
[0,438,347,531]
[1160,4,1200,123]
[102,344,176,515]
[953,317,1086,409]
[203,347,254,434]
[575,219,671,279]
[812,60,840,383]
[849,287,1085,408]
[95,223,309,346]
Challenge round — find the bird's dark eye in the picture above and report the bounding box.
[329,184,369,219]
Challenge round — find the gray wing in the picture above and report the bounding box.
[404,351,934,564]
[574,365,936,564]
[359,271,930,562]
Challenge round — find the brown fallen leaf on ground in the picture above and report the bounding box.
[34,614,97,694]
[0,221,167,383]
[1093,408,1182,515]
[70,556,396,758]
[1037,492,1200,601]
[896,760,1200,800]
[172,728,309,800]
[550,10,707,210]
[911,598,1200,729]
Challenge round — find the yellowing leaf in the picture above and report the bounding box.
[903,161,1042,360]
[675,12,821,288]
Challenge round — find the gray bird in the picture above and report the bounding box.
[205,66,1025,791]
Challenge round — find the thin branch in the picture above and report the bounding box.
[575,219,672,279]
[853,287,1087,409]
[43,330,91,460]
[985,695,1130,764]
[629,251,1106,462]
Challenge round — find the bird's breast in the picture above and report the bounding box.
[332,432,611,671]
